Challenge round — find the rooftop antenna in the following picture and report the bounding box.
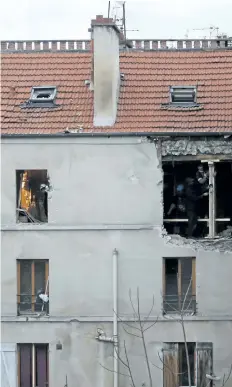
[110,1,139,42]
[108,1,111,18]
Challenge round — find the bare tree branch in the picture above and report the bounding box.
[98,362,130,378]
[142,295,155,328]
[114,311,141,331]
[122,325,142,339]
[137,287,153,387]
[129,288,139,320]
[221,364,232,387]
[123,340,136,387]
[143,316,159,332]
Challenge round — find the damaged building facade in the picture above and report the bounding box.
[1,15,232,387]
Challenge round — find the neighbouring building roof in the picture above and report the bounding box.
[1,44,232,135]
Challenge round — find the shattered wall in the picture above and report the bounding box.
[159,137,232,157]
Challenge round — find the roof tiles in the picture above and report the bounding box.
[1,50,232,134]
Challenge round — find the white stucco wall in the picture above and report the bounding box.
[1,136,232,387]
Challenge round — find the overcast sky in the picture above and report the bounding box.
[1,0,232,40]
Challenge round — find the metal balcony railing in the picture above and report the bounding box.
[17,294,49,315]
[163,294,196,314]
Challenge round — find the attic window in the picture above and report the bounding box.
[30,86,57,103]
[170,86,196,104]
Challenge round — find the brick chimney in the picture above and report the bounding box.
[90,15,121,127]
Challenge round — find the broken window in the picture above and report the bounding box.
[30,86,56,102]
[163,342,213,387]
[18,344,49,387]
[163,257,196,314]
[16,170,50,223]
[17,260,49,315]
[163,160,232,238]
[170,86,196,104]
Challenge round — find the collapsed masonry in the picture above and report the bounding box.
[156,136,232,240]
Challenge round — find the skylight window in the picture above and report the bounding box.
[30,86,57,103]
[170,86,196,104]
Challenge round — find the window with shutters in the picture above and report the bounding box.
[163,257,196,314]
[163,342,213,387]
[18,344,49,387]
[17,260,49,315]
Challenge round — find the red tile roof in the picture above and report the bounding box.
[1,50,232,134]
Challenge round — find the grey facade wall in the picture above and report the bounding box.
[1,136,232,387]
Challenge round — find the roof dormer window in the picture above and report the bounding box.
[170,86,196,104]
[30,86,57,102]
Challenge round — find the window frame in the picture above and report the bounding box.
[163,160,232,238]
[17,259,49,315]
[17,343,49,387]
[169,85,197,104]
[162,257,196,314]
[30,86,57,103]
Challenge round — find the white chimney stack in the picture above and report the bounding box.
[91,15,121,127]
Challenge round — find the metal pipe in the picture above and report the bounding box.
[113,248,118,387]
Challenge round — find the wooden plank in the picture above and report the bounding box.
[163,343,179,387]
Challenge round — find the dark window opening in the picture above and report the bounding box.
[163,257,196,314]
[18,344,49,387]
[179,343,195,386]
[17,260,49,315]
[16,169,50,223]
[36,92,52,99]
[163,160,232,239]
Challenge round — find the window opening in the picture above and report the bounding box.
[30,86,56,102]
[163,257,196,314]
[179,343,195,386]
[163,342,213,387]
[17,260,49,315]
[16,169,50,223]
[18,344,49,387]
[163,160,232,239]
[170,86,196,104]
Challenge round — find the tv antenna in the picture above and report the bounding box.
[108,1,139,41]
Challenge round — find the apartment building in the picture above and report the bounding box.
[1,15,232,387]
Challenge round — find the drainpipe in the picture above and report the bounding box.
[113,248,118,387]
[95,249,119,387]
